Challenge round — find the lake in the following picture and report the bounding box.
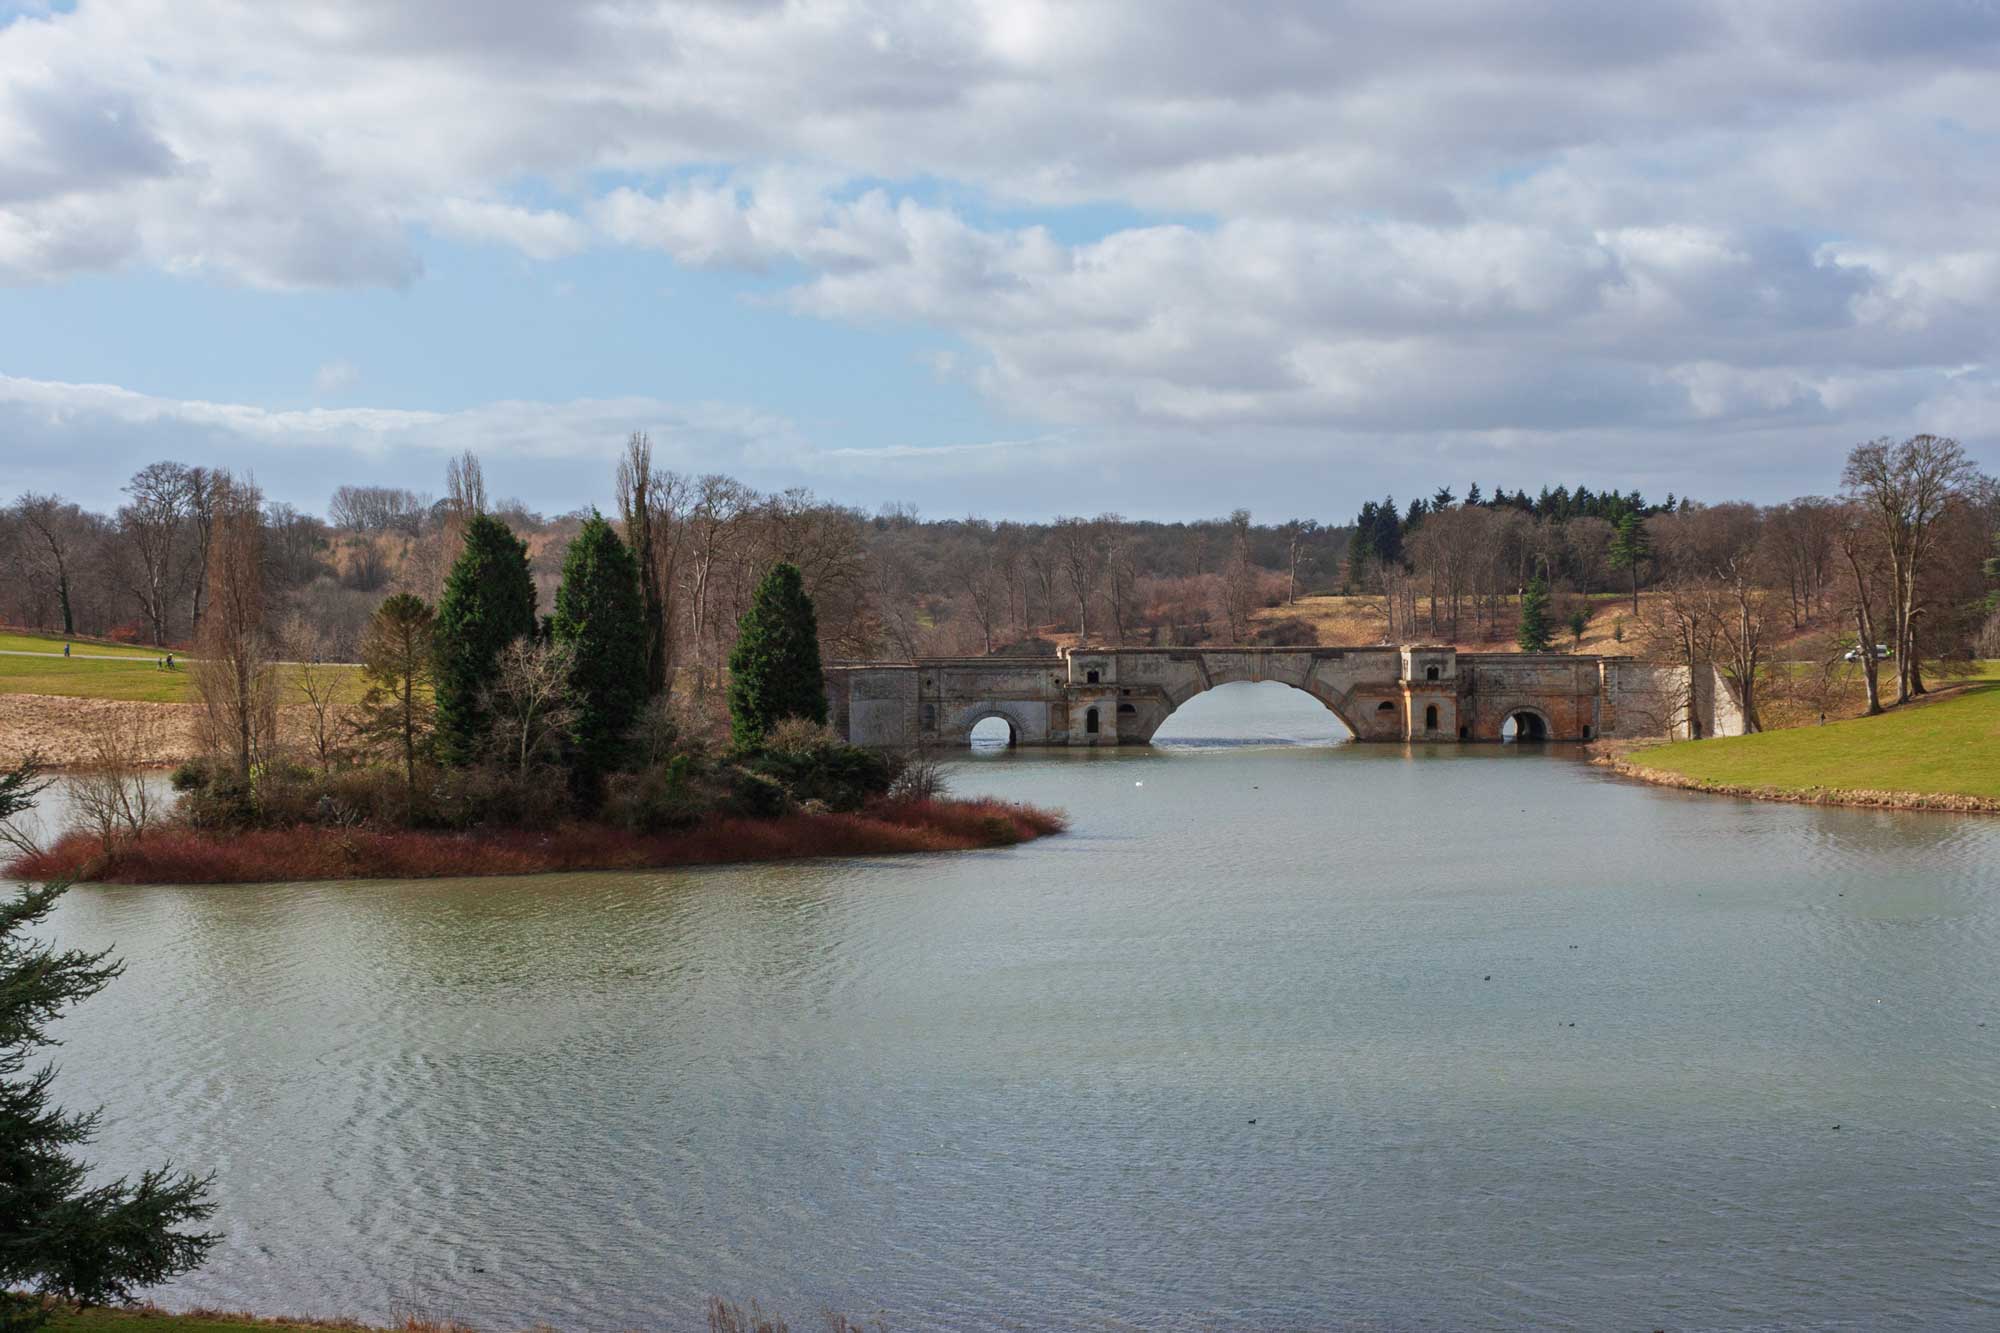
[27,683,2000,1330]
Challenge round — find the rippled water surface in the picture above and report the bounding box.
[28,684,2000,1330]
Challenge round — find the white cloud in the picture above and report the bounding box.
[1,0,1996,482]
[0,371,800,473]
[429,198,590,260]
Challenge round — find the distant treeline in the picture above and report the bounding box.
[1347,482,1685,580]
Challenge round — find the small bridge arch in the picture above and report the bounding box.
[1498,705,1553,742]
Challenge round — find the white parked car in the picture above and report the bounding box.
[1843,644,1893,662]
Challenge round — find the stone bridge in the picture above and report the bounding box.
[826,645,1744,748]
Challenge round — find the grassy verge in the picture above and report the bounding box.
[9,798,1067,885]
[1614,664,2000,810]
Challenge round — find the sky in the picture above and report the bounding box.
[2,0,1997,521]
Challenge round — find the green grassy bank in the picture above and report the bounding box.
[1619,663,2000,809]
[0,632,364,706]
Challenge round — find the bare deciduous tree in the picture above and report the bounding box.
[683,473,752,696]
[10,493,90,636]
[116,461,196,646]
[617,432,673,697]
[484,638,578,777]
[1049,516,1102,641]
[1842,435,1979,702]
[281,614,349,774]
[191,474,277,779]
[444,450,488,520]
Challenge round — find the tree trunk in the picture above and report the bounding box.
[1853,599,1882,716]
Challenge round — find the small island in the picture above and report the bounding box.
[7,462,1061,886]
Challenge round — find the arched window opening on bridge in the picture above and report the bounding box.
[1425,704,1439,731]
[1085,706,1101,735]
[1376,701,1395,715]
[1501,711,1549,742]
[1086,669,1101,684]
[1426,665,1440,681]
[969,716,1016,749]
[1118,702,1137,715]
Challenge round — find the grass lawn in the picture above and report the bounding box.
[1629,663,2000,800]
[0,654,196,702]
[0,653,367,706]
[0,631,165,658]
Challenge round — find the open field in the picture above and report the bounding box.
[0,653,200,702]
[0,652,366,707]
[0,630,170,658]
[1620,663,2000,806]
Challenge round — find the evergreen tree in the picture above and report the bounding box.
[355,593,437,800]
[433,513,537,767]
[728,562,827,750]
[1608,512,1652,615]
[551,511,647,787]
[1,764,218,1328]
[1517,575,1554,652]
[1370,497,1404,567]
[1464,482,1483,507]
[1345,503,1377,586]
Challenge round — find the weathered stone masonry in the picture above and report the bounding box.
[826,645,1742,748]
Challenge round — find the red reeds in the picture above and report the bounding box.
[6,798,1067,885]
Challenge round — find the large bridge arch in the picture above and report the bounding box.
[1133,675,1365,744]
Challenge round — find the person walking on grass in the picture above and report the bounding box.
[62,642,70,658]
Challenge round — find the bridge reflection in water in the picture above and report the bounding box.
[831,644,1744,749]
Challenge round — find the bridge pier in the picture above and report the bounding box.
[824,645,1739,749]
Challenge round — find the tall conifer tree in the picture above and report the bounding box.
[1,765,218,1327]
[433,513,536,766]
[1608,512,1651,615]
[552,512,647,787]
[727,562,827,750]
[1517,575,1554,652]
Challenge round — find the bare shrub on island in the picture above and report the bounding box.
[68,708,169,850]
